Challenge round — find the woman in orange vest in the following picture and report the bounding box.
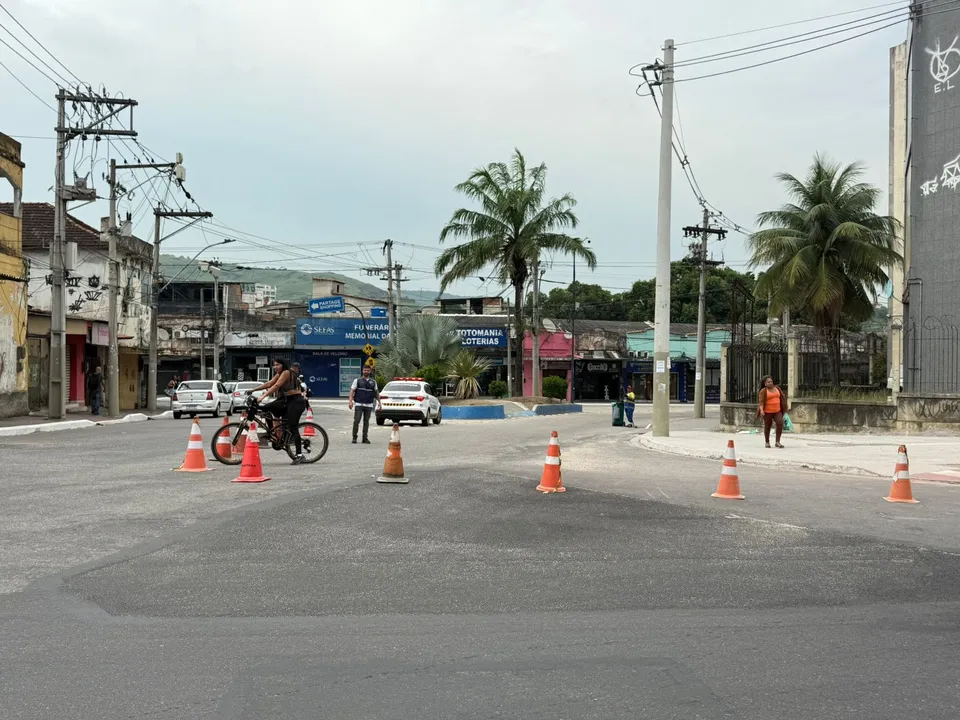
[757,375,788,448]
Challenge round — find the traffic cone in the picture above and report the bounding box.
[884,445,919,503]
[232,422,270,483]
[213,416,232,461]
[712,440,744,499]
[303,406,317,437]
[377,423,408,484]
[174,417,212,472]
[537,430,566,493]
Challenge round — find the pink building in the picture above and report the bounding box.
[522,329,573,400]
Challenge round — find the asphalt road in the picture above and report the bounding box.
[1,405,959,718]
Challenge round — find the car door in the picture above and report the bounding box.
[425,385,439,413]
[217,382,228,410]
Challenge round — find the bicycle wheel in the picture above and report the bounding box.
[210,420,247,465]
[284,422,329,463]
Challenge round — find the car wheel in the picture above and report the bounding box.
[212,404,220,418]
[421,411,429,427]
[189,413,196,418]
[226,404,233,417]
[173,411,182,419]
[432,407,442,425]
[376,416,386,426]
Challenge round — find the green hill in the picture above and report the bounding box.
[159,254,444,306]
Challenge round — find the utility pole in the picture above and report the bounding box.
[200,261,222,381]
[148,207,213,411]
[683,209,726,418]
[651,40,675,437]
[51,90,137,420]
[106,159,120,417]
[531,260,541,397]
[506,298,513,397]
[384,239,395,336]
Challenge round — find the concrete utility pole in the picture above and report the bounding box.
[505,298,513,397]
[570,238,591,402]
[384,239,395,337]
[683,209,726,419]
[200,261,222,380]
[148,207,213,412]
[51,90,138,420]
[106,159,120,417]
[652,39,675,437]
[531,260,541,397]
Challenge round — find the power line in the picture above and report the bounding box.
[0,20,73,86]
[677,0,906,45]
[0,32,60,85]
[0,1,84,85]
[0,58,54,110]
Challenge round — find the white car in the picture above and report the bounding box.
[229,381,267,412]
[376,378,442,426]
[172,380,233,419]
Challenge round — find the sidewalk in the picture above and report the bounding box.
[0,410,170,438]
[637,429,960,483]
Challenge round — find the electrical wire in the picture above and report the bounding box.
[678,0,906,45]
[0,20,73,86]
[0,57,54,110]
[0,1,84,85]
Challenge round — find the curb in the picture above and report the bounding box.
[636,434,883,478]
[0,412,171,439]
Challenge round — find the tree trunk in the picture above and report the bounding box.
[514,282,525,398]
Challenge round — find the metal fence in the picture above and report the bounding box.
[725,339,788,404]
[904,315,960,393]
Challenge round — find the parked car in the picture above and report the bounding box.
[171,380,233,419]
[229,381,267,413]
[376,378,442,426]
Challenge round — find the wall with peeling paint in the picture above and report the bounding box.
[0,132,28,417]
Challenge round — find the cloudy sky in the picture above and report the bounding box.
[1,0,908,299]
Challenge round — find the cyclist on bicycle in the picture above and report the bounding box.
[248,358,306,464]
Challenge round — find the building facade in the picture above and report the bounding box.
[5,202,152,411]
[626,324,726,403]
[0,133,28,417]
[902,6,960,393]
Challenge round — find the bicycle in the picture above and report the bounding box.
[210,396,329,465]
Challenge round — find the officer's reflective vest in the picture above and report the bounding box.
[354,377,377,405]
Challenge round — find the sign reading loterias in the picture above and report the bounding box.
[457,327,507,348]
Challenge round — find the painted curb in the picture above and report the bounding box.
[441,405,507,420]
[0,413,171,438]
[636,434,883,478]
[532,403,584,416]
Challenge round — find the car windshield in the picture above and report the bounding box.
[224,383,237,392]
[383,383,422,393]
[179,381,214,391]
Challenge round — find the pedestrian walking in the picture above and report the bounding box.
[87,366,104,416]
[348,365,381,444]
[757,375,788,449]
[623,384,636,427]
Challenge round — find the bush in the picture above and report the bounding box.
[375,373,387,391]
[542,376,568,400]
[417,364,447,390]
[488,379,508,398]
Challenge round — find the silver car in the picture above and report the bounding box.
[229,381,267,412]
[172,380,233,419]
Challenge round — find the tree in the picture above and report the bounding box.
[435,148,597,390]
[749,155,902,383]
[445,351,492,399]
[375,315,462,380]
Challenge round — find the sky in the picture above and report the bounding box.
[0,0,909,301]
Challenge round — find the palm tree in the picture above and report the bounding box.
[435,148,597,392]
[445,351,492,399]
[375,315,462,380]
[748,154,902,384]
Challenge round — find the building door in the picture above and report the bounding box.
[64,343,72,404]
[338,356,362,397]
[119,353,138,410]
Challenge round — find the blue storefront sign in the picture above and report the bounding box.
[457,327,507,348]
[308,296,346,314]
[370,307,388,318]
[295,350,362,398]
[296,318,390,347]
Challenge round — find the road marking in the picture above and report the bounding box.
[657,486,670,498]
[725,513,807,530]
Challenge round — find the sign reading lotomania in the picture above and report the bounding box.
[457,327,507,348]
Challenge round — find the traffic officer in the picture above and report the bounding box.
[348,364,381,444]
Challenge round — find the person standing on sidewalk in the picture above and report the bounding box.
[348,365,381,444]
[757,375,788,449]
[623,384,636,428]
[87,366,104,416]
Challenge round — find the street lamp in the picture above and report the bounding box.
[158,238,235,293]
[570,237,590,402]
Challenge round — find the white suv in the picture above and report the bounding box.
[376,378,442,426]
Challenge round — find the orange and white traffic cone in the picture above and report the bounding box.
[377,423,408,484]
[174,417,212,472]
[212,416,232,461]
[712,440,744,499]
[884,444,919,503]
[232,422,270,484]
[303,406,317,438]
[537,430,566,493]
